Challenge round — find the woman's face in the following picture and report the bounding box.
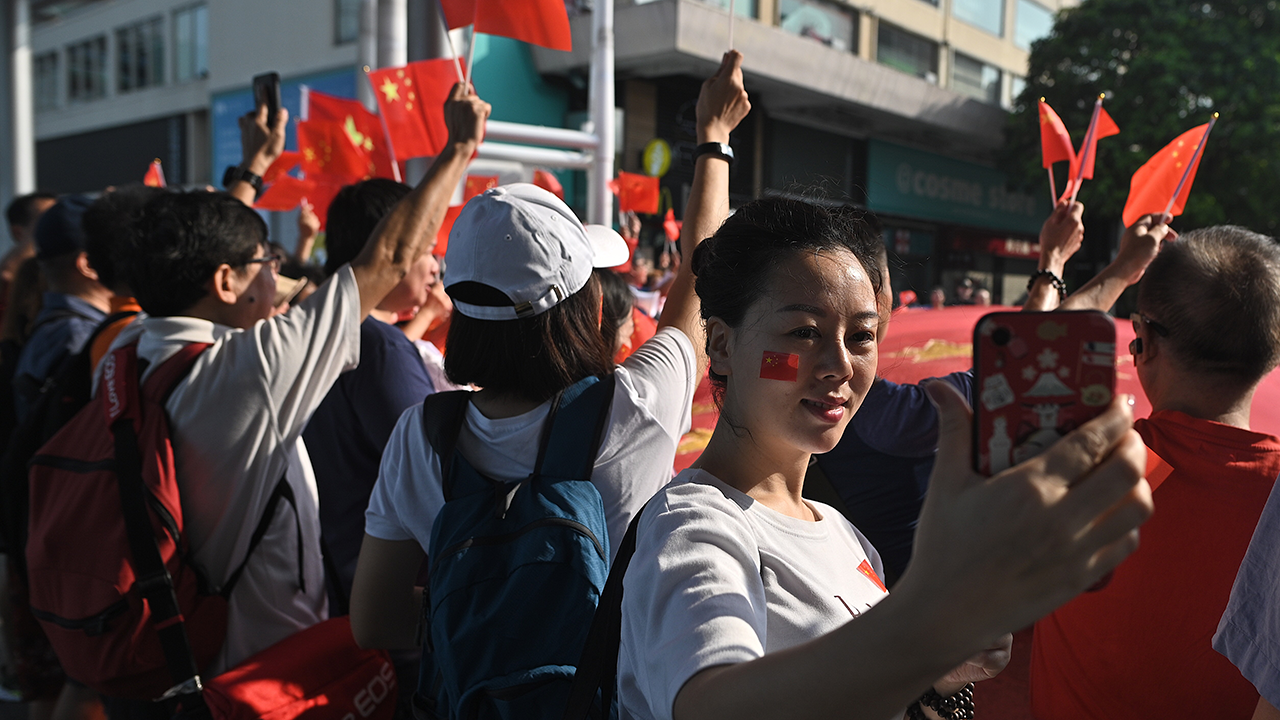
[379,253,440,314]
[708,248,879,456]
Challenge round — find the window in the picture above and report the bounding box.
[952,0,1003,36]
[637,0,757,17]
[1010,75,1027,106]
[951,52,1001,104]
[779,0,856,53]
[67,35,107,101]
[336,0,360,44]
[1014,0,1054,49]
[117,16,165,92]
[877,23,938,82]
[174,4,209,82]
[34,51,59,110]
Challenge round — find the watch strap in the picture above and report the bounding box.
[692,142,734,165]
[222,165,264,194]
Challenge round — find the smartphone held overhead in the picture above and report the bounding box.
[973,311,1117,476]
[253,72,282,126]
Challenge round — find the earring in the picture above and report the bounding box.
[1130,337,1143,355]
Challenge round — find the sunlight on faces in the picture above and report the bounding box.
[708,249,880,456]
[379,253,440,314]
[230,243,278,328]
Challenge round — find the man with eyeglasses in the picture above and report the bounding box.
[96,83,490,689]
[1030,217,1280,720]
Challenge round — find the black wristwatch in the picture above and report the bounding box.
[692,141,735,165]
[222,165,264,196]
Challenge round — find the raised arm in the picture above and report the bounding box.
[231,104,289,207]
[350,84,490,320]
[1024,200,1084,311]
[1059,212,1176,312]
[657,51,751,378]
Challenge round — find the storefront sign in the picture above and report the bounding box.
[643,138,672,178]
[867,140,1047,235]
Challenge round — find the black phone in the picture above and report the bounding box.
[252,72,282,127]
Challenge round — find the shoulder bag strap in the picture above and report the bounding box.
[535,374,616,481]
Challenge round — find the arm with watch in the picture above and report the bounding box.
[1023,199,1083,312]
[225,102,288,207]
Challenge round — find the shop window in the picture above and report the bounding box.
[336,0,360,44]
[67,35,107,102]
[952,0,1003,36]
[117,16,165,93]
[1014,0,1054,49]
[35,51,59,110]
[174,4,209,82]
[951,52,1001,104]
[876,23,938,83]
[779,0,856,53]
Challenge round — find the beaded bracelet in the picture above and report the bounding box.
[1027,269,1067,301]
[905,683,975,720]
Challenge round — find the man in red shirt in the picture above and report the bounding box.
[1032,218,1280,719]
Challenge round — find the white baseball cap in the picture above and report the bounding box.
[444,183,594,320]
[585,224,630,269]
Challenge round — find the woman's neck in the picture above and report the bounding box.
[694,416,816,521]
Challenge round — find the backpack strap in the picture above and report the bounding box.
[421,391,476,502]
[221,476,306,597]
[534,375,616,482]
[562,499,647,720]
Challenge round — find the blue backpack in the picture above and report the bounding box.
[416,375,616,720]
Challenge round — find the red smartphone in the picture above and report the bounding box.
[973,311,1117,475]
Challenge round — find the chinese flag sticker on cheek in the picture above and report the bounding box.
[858,559,888,594]
[760,351,800,382]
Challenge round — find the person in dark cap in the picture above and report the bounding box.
[11,195,110,422]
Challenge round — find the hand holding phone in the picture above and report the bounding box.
[252,72,282,128]
[973,311,1117,475]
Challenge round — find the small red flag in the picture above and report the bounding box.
[440,0,572,52]
[307,91,395,179]
[263,151,302,184]
[533,169,564,199]
[662,208,682,242]
[1070,106,1120,182]
[367,60,463,161]
[1122,122,1212,227]
[304,181,345,232]
[255,176,317,212]
[1038,100,1075,169]
[610,172,660,215]
[464,175,499,202]
[142,160,166,188]
[299,119,369,184]
[857,559,888,593]
[759,351,800,382]
[435,205,464,257]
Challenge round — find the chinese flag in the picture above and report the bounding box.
[857,559,888,593]
[307,91,395,179]
[663,208,682,242]
[464,175,499,202]
[435,205,464,257]
[263,151,302,184]
[306,181,345,232]
[142,159,166,188]
[440,0,572,52]
[298,119,368,184]
[759,351,800,382]
[255,176,317,212]
[1122,122,1211,227]
[610,172,660,215]
[533,169,564,199]
[1039,100,1074,168]
[1070,105,1120,182]
[367,59,461,161]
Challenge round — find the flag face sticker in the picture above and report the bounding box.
[857,559,888,594]
[760,351,799,382]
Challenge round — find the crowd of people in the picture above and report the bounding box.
[0,47,1276,720]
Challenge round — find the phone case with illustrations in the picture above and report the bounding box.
[973,311,1116,476]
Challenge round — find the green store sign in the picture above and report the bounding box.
[867,140,1048,235]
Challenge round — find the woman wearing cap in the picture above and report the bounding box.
[349,51,750,646]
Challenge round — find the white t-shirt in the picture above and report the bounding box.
[103,267,361,673]
[617,469,891,720]
[366,327,696,562]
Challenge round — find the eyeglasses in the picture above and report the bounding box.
[1130,312,1170,337]
[244,252,284,272]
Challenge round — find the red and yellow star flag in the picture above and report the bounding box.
[255,176,317,212]
[298,119,368,183]
[440,0,572,52]
[759,351,800,382]
[367,59,462,161]
[263,151,302,184]
[609,172,660,215]
[1122,120,1215,227]
[1069,105,1120,182]
[142,159,166,188]
[1039,100,1074,168]
[464,174,499,202]
[533,169,564,199]
[307,90,395,179]
[857,560,888,594]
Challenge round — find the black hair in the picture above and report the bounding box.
[324,179,413,277]
[132,192,267,317]
[692,197,884,397]
[1139,226,1280,384]
[444,275,613,403]
[595,268,633,354]
[5,192,58,229]
[82,184,167,293]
